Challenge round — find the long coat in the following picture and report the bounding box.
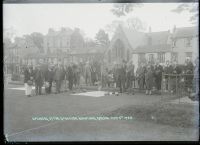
[24,68,33,83]
[45,69,54,82]
[54,67,63,81]
[145,69,154,90]
[67,66,74,80]
[34,68,44,86]
[154,65,163,79]
[118,65,126,83]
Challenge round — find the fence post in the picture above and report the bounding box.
[161,73,164,95]
[161,73,164,100]
[179,74,181,104]
[176,75,178,97]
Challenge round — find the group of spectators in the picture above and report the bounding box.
[23,57,198,99]
[101,58,197,95]
[23,60,102,97]
[136,59,195,95]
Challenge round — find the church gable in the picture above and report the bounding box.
[106,25,145,63]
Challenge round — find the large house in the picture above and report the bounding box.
[106,25,198,70]
[132,30,172,67]
[43,27,73,54]
[171,26,199,64]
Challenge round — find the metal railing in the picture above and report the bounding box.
[161,73,194,102]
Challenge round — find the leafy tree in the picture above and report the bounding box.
[95,29,110,47]
[171,3,198,24]
[105,20,125,36]
[21,33,44,54]
[30,32,44,53]
[111,3,143,17]
[105,17,146,38]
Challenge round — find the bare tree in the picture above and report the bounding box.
[111,3,143,17]
[105,20,125,36]
[126,17,147,31]
[95,29,110,47]
[171,3,198,24]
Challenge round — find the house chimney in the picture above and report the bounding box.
[149,26,152,33]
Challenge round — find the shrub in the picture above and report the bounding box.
[11,73,20,81]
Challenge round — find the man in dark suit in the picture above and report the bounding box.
[34,64,44,95]
[154,61,163,93]
[54,64,63,94]
[164,60,173,91]
[67,63,74,90]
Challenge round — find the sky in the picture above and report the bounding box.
[3,3,197,41]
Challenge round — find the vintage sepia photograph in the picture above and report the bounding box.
[3,0,199,141]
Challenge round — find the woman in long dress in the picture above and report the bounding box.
[24,66,33,97]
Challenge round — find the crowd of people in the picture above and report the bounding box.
[23,60,102,97]
[22,57,198,99]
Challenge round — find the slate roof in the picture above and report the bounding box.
[133,44,172,53]
[173,26,198,38]
[116,25,171,50]
[116,25,171,54]
[145,31,170,45]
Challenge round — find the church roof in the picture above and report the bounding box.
[120,25,145,50]
[133,44,171,53]
[111,25,171,52]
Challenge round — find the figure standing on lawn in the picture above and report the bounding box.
[67,63,74,91]
[24,65,34,97]
[44,65,54,94]
[54,64,63,94]
[145,65,154,95]
[118,60,127,93]
[154,61,163,94]
[34,64,44,96]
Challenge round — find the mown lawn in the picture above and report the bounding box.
[102,102,199,128]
